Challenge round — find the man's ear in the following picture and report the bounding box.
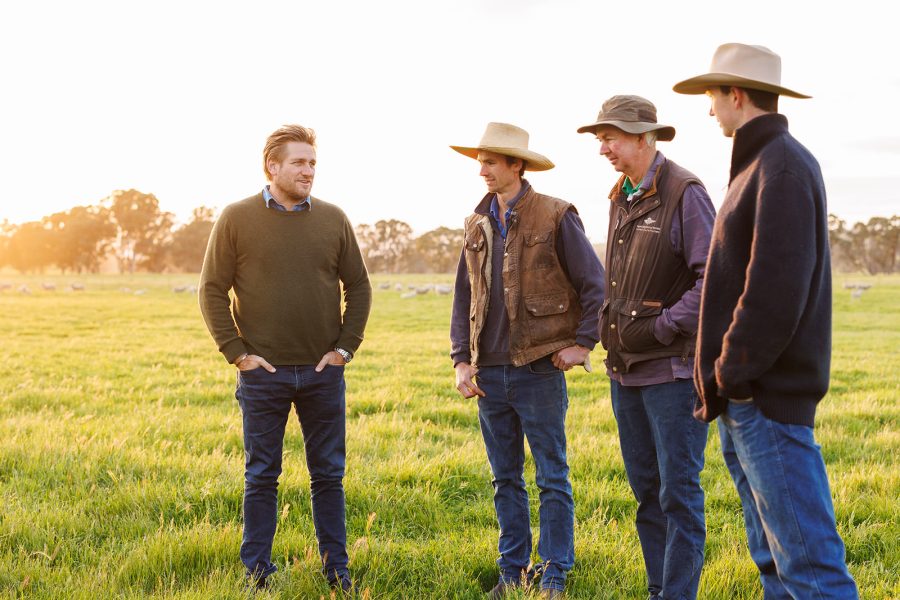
[732,87,746,109]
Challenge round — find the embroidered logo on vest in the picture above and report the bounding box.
[636,215,661,235]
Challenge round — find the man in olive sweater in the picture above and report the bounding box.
[675,44,857,598]
[199,125,371,592]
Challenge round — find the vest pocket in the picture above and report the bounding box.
[465,234,485,252]
[614,298,663,353]
[522,229,555,270]
[524,292,570,345]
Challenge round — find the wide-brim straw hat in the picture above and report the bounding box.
[673,43,811,98]
[576,95,675,141]
[450,122,554,171]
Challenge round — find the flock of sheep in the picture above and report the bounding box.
[1,280,873,299]
[377,281,453,299]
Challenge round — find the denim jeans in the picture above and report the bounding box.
[610,379,708,600]
[719,400,858,599]
[235,364,348,582]
[476,356,574,592]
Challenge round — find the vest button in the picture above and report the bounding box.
[504,252,508,257]
[610,324,616,329]
[559,304,564,310]
[612,366,618,372]
[631,310,637,316]
[611,281,617,287]
[618,239,624,244]
[504,287,509,293]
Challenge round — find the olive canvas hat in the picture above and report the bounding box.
[576,95,676,141]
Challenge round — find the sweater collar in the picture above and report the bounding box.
[730,113,789,181]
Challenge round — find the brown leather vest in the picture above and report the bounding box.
[464,188,580,367]
[600,158,702,373]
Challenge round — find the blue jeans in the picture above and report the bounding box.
[235,364,348,582]
[610,379,708,600]
[719,400,858,599]
[476,356,574,592]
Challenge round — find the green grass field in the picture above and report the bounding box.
[1,273,897,599]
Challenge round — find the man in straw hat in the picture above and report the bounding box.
[577,96,715,600]
[674,43,858,598]
[449,122,606,599]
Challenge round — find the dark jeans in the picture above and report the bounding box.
[610,379,708,600]
[476,356,574,592]
[235,364,348,582]
[719,400,858,599]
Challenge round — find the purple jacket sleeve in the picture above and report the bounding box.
[449,248,472,365]
[555,209,607,350]
[653,183,716,344]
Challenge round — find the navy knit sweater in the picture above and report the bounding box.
[694,113,831,427]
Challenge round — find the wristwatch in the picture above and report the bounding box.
[334,347,353,363]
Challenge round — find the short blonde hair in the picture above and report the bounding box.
[263,125,317,180]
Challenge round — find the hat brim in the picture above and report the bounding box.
[576,120,676,141]
[672,73,811,99]
[449,145,555,171]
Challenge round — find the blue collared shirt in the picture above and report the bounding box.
[488,180,530,238]
[263,185,312,212]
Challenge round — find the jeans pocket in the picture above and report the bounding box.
[238,366,266,376]
[527,355,561,375]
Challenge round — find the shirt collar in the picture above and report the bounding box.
[489,178,530,221]
[263,185,312,211]
[621,152,665,201]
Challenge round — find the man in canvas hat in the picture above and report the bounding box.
[675,44,858,598]
[449,122,606,599]
[576,96,715,600]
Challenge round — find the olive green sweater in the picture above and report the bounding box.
[199,193,371,365]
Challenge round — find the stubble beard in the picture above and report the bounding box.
[273,176,312,203]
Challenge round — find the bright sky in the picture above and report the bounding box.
[1,1,897,241]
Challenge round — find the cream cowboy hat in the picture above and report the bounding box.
[450,122,555,171]
[576,95,676,141]
[673,43,811,98]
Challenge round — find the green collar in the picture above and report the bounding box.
[622,176,640,197]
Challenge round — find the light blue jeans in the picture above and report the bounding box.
[718,400,858,599]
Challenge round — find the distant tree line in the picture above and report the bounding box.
[0,190,215,274]
[0,190,466,274]
[828,215,899,274]
[1,190,896,275]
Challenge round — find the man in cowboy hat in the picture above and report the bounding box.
[449,122,606,599]
[674,44,858,598]
[576,95,715,600]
